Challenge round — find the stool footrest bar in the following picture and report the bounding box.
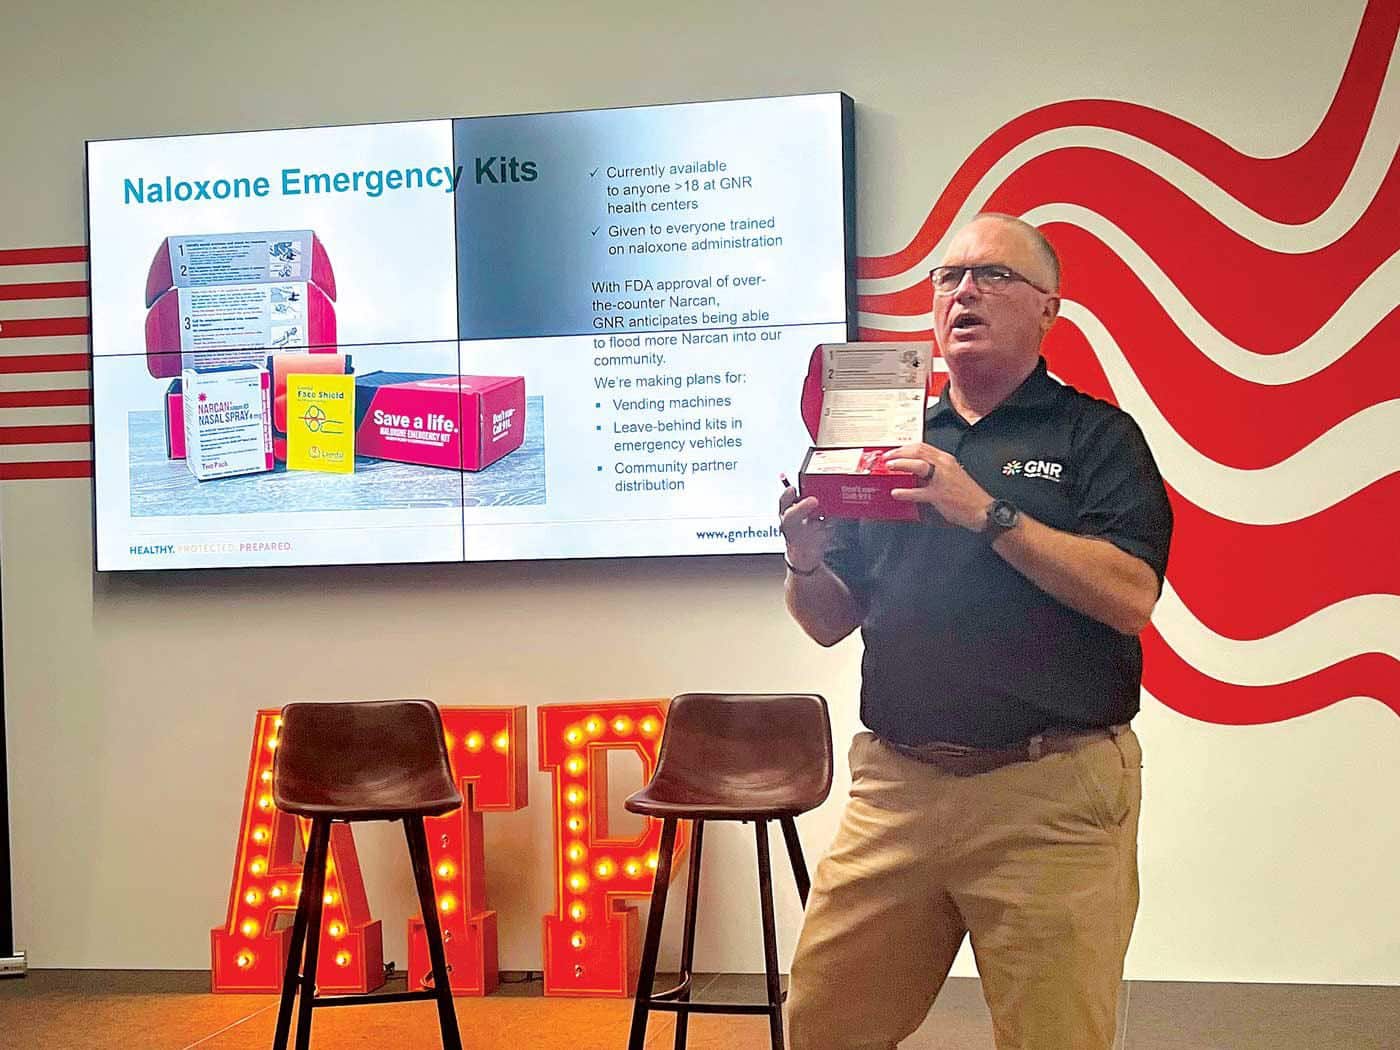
[646,1000,777,1016]
[311,990,439,1009]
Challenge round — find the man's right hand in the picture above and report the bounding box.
[779,483,833,574]
[780,482,862,645]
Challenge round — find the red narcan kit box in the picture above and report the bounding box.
[797,447,919,521]
[354,372,525,471]
[796,342,933,521]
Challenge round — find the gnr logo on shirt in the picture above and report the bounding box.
[1003,459,1064,482]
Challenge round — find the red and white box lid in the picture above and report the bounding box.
[796,342,936,521]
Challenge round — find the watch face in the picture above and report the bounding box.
[991,500,1018,527]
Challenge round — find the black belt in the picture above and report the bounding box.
[880,724,1127,776]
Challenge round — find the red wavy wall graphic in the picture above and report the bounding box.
[2,4,1393,728]
[857,1,1399,725]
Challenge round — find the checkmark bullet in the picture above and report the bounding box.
[589,167,599,177]
[591,226,600,236]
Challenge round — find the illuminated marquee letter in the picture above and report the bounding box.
[211,710,383,994]
[538,700,689,997]
[407,706,528,995]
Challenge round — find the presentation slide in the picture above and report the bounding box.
[86,94,854,570]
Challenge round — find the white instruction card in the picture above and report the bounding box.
[815,342,931,447]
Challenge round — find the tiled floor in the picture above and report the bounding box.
[1,970,1396,1048]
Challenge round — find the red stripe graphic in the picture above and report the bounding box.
[0,353,91,374]
[0,281,89,301]
[0,317,90,339]
[0,245,88,267]
[0,461,92,480]
[1143,632,1400,724]
[1159,482,1398,640]
[0,423,92,445]
[0,389,90,408]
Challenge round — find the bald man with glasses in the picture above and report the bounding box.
[780,214,1173,1050]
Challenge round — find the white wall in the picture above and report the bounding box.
[2,0,1395,984]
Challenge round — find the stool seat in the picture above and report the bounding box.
[274,699,463,821]
[625,692,832,821]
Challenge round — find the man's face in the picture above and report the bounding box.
[932,219,1059,377]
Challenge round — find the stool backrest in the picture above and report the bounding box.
[655,693,833,815]
[273,699,461,817]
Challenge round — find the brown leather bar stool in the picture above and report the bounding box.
[625,693,833,1050]
[270,700,464,1050]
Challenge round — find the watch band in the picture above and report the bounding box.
[784,556,820,576]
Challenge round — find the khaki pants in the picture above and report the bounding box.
[787,728,1142,1050]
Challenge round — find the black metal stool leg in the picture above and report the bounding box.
[292,818,332,1050]
[779,817,811,907]
[673,819,705,1050]
[405,817,464,1050]
[755,820,785,1050]
[627,817,679,1050]
[271,818,327,1050]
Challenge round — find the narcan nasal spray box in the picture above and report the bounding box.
[181,365,275,481]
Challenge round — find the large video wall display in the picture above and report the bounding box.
[87,95,855,571]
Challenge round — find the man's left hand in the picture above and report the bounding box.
[885,444,991,532]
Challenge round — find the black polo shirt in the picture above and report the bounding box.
[824,357,1173,748]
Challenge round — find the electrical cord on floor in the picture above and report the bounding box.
[382,961,539,985]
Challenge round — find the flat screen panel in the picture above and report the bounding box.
[85,94,855,570]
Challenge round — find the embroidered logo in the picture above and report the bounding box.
[1006,459,1064,482]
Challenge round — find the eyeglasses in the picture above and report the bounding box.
[930,264,1053,296]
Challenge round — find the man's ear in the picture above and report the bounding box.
[1040,295,1061,335]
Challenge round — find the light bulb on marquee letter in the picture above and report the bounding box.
[211,710,383,995]
[538,700,688,997]
[406,706,528,997]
